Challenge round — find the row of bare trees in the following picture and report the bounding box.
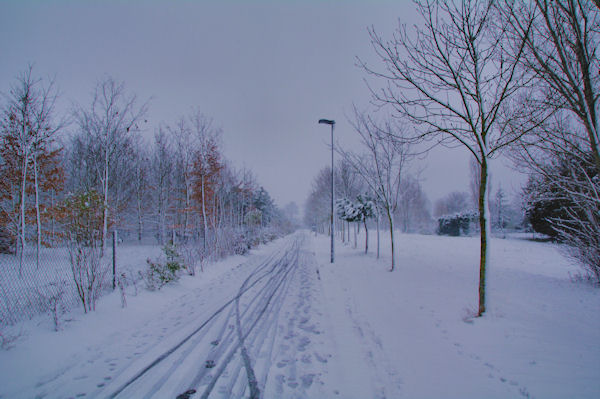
[1,70,288,263]
[307,0,598,316]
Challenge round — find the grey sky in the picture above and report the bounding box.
[0,0,525,210]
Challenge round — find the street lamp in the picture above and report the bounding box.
[318,118,335,263]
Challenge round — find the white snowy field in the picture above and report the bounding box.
[0,230,598,398]
[315,231,600,398]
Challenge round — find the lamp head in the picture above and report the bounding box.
[318,119,335,125]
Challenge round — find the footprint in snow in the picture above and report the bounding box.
[301,374,315,388]
[314,352,328,363]
[297,336,311,352]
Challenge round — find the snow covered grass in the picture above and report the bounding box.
[313,230,600,398]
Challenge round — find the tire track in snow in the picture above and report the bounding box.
[107,233,303,398]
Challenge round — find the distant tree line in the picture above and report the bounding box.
[0,68,291,263]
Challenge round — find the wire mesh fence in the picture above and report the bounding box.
[0,226,285,328]
[0,231,163,327]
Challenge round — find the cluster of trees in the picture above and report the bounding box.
[305,149,432,272]
[307,0,599,316]
[0,68,289,265]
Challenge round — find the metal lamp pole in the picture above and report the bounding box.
[318,118,335,263]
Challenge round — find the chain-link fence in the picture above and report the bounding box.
[0,226,285,328]
[0,231,163,327]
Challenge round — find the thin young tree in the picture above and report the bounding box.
[151,128,174,245]
[131,136,151,241]
[190,111,223,251]
[170,117,196,241]
[361,0,530,314]
[305,167,334,234]
[338,110,410,271]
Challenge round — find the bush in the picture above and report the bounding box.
[145,242,182,290]
[437,212,477,236]
[0,226,15,254]
[60,190,106,313]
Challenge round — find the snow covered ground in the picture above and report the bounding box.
[315,232,599,398]
[0,230,598,398]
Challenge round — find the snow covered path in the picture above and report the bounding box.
[1,231,599,398]
[0,233,335,398]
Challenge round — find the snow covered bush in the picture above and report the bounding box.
[145,242,182,290]
[524,155,600,283]
[61,190,108,313]
[37,282,67,331]
[179,244,202,275]
[437,212,477,236]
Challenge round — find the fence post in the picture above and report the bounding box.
[112,230,117,290]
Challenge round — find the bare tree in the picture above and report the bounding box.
[336,159,365,243]
[170,117,196,241]
[506,0,599,174]
[397,175,430,233]
[304,167,333,234]
[151,128,174,245]
[361,0,530,314]
[131,136,151,241]
[189,111,222,251]
[504,1,600,279]
[339,110,410,271]
[75,77,147,254]
[433,191,470,218]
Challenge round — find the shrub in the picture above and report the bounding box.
[145,242,182,290]
[437,212,477,236]
[60,190,107,313]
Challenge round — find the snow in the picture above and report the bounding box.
[0,231,598,398]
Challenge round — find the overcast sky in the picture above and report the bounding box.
[0,0,526,210]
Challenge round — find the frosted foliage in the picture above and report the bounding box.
[336,195,375,223]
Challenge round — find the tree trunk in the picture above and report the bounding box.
[347,221,350,242]
[201,174,208,251]
[137,196,143,242]
[353,223,357,248]
[376,212,380,259]
[50,190,55,247]
[33,152,41,269]
[363,219,369,254]
[386,205,395,272]
[102,149,109,256]
[477,158,490,317]
[19,149,28,274]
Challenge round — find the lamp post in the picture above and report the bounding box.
[318,118,335,263]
